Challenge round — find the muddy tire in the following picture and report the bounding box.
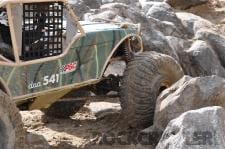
[0,90,25,149]
[120,51,184,128]
[44,99,86,118]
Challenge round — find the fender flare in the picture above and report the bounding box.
[100,33,143,77]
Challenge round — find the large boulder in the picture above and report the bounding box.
[142,29,180,61]
[69,0,90,19]
[139,0,164,8]
[179,40,225,77]
[146,2,180,24]
[165,0,209,10]
[85,3,184,38]
[124,8,184,38]
[84,2,187,61]
[156,106,225,149]
[83,0,101,9]
[84,3,134,23]
[140,2,164,13]
[166,36,191,55]
[141,2,187,37]
[176,12,214,37]
[85,10,118,21]
[102,0,139,5]
[195,29,225,68]
[154,75,225,129]
[140,125,164,148]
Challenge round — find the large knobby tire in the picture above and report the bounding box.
[0,90,25,149]
[120,51,184,128]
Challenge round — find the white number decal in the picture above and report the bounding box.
[43,74,59,86]
[43,76,49,86]
[49,75,55,84]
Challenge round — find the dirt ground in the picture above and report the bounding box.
[187,0,225,33]
[22,98,153,149]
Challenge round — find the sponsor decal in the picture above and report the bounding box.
[59,61,78,74]
[28,82,42,89]
[28,61,78,89]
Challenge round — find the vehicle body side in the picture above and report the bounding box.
[0,0,142,109]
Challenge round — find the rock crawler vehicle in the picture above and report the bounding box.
[0,0,184,148]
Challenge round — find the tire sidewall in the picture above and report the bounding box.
[0,91,25,149]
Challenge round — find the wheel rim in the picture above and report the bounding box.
[0,119,7,148]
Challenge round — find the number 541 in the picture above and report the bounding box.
[43,74,60,86]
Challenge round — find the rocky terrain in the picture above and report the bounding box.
[22,0,225,148]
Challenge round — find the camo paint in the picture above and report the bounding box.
[0,28,137,98]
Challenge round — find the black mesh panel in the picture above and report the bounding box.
[22,2,63,61]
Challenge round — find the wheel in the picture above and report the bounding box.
[120,51,184,128]
[43,99,86,118]
[0,90,25,149]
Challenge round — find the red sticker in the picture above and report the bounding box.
[60,61,77,74]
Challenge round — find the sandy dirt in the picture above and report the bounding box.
[186,0,225,34]
[22,98,152,149]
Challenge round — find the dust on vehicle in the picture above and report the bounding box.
[0,0,183,148]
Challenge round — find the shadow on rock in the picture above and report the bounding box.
[25,132,50,149]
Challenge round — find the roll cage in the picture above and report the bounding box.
[0,0,85,65]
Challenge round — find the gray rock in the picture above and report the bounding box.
[86,3,184,38]
[26,133,50,149]
[176,12,214,37]
[87,10,118,21]
[84,2,186,60]
[84,3,133,23]
[100,3,129,12]
[154,75,225,130]
[140,125,163,147]
[156,106,225,149]
[102,0,139,5]
[146,2,178,24]
[140,2,167,13]
[145,2,187,37]
[113,15,132,23]
[69,0,90,19]
[195,29,225,68]
[86,102,121,119]
[83,0,101,9]
[101,0,115,3]
[165,0,209,9]
[139,0,164,7]
[166,36,190,54]
[180,40,225,77]
[142,29,180,61]
[165,36,194,69]
[122,7,185,38]
[101,0,140,8]
[126,11,183,38]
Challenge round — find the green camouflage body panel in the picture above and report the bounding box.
[0,26,137,99]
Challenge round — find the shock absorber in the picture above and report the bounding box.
[124,39,134,62]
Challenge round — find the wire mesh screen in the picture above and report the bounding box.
[22,2,63,61]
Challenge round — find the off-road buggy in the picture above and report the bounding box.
[0,0,183,148]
